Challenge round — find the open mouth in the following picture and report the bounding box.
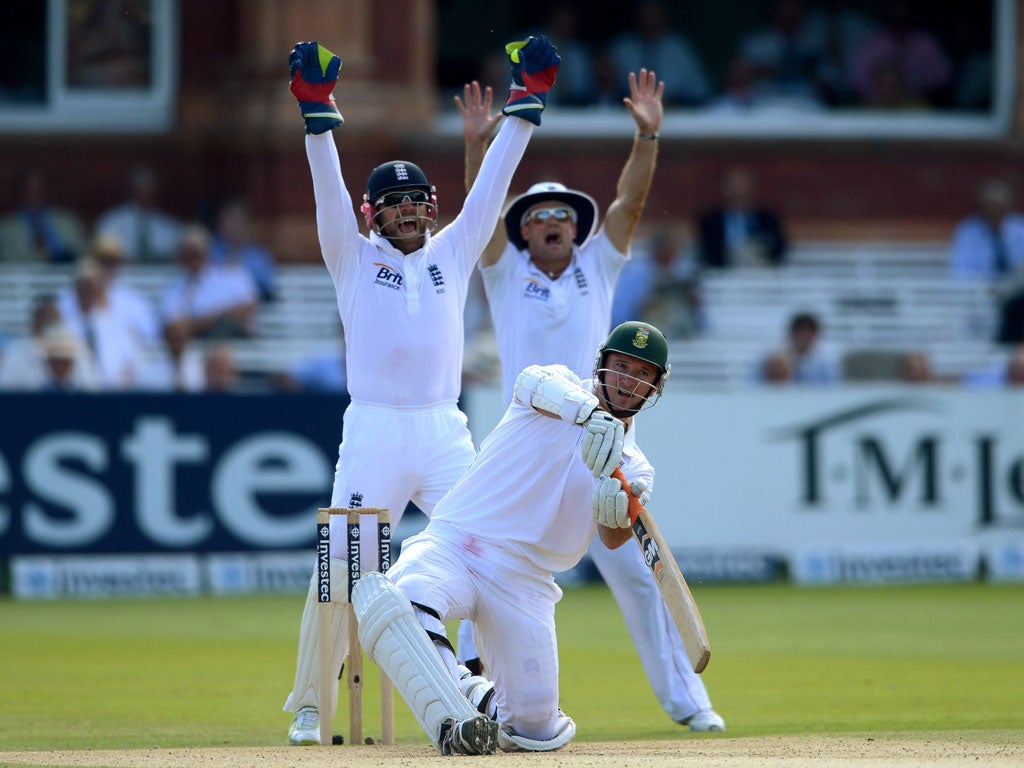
[395,218,419,236]
[545,232,562,245]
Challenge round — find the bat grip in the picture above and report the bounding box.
[611,467,644,525]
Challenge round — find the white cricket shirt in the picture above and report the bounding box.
[429,364,654,573]
[481,229,627,402]
[305,118,532,407]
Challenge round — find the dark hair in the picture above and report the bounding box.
[789,312,819,334]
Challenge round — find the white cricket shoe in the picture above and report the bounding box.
[681,708,726,732]
[288,705,320,745]
[438,714,499,755]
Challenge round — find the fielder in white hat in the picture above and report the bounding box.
[453,70,725,732]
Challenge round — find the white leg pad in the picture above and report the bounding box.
[497,713,576,752]
[282,558,350,715]
[352,572,479,748]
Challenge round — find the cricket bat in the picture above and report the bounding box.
[611,467,711,673]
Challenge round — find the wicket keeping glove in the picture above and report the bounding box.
[288,41,344,134]
[502,36,559,126]
[592,475,630,529]
[581,410,624,478]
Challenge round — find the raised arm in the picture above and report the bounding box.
[456,80,507,266]
[602,69,665,254]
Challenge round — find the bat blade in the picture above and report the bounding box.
[611,467,711,673]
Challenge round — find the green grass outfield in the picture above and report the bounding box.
[1,582,1022,751]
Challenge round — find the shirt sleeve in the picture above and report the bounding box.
[441,118,533,273]
[305,133,362,284]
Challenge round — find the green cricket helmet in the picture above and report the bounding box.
[594,321,671,415]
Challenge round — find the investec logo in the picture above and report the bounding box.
[374,262,402,291]
[771,397,1024,526]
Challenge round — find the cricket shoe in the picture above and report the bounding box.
[679,708,725,732]
[288,705,320,745]
[438,714,499,755]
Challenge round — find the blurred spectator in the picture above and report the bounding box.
[611,229,702,337]
[948,23,993,111]
[0,168,86,263]
[1009,347,1024,386]
[697,165,787,268]
[963,345,1024,388]
[95,164,183,261]
[949,179,1024,280]
[0,296,97,390]
[760,350,794,385]
[60,234,161,346]
[848,0,952,108]
[898,350,935,384]
[159,224,259,341]
[606,1,711,107]
[786,311,839,383]
[36,325,98,392]
[705,56,759,113]
[139,319,205,392]
[275,336,348,393]
[527,3,598,107]
[799,0,877,106]
[735,0,827,110]
[57,257,149,388]
[66,0,151,89]
[202,343,239,392]
[209,198,278,302]
[996,289,1024,344]
[757,311,839,385]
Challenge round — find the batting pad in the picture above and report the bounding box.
[283,558,350,714]
[497,713,576,752]
[353,572,479,747]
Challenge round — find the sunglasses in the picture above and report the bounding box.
[522,207,577,226]
[376,189,431,207]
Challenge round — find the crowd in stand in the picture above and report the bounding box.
[1,155,1023,393]
[0,0,1020,396]
[464,0,989,114]
[0,163,337,394]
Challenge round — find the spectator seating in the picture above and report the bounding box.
[0,240,1009,389]
[669,240,1007,385]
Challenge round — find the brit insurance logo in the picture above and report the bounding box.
[522,277,549,301]
[770,397,1024,527]
[373,262,402,291]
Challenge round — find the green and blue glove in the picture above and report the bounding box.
[502,36,560,126]
[288,41,344,134]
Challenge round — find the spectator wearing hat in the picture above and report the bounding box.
[58,234,161,347]
[0,297,98,390]
[56,257,149,388]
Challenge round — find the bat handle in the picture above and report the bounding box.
[610,467,644,525]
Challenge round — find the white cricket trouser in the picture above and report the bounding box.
[457,536,714,722]
[284,401,476,714]
[391,523,567,743]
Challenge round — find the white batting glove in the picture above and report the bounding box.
[592,475,630,528]
[581,411,624,478]
[629,478,650,507]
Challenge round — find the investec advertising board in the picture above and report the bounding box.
[1,393,348,599]
[466,384,1024,584]
[3,388,1023,596]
